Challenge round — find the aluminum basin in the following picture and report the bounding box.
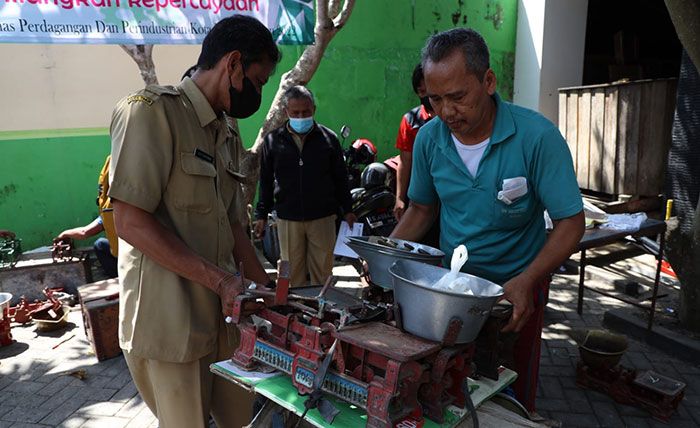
[347,236,444,258]
[346,240,442,289]
[389,259,504,343]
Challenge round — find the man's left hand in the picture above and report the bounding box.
[344,213,357,228]
[501,272,537,333]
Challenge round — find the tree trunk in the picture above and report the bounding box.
[240,0,356,204]
[120,45,159,86]
[665,0,700,332]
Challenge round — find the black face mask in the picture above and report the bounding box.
[228,70,261,119]
[420,96,433,113]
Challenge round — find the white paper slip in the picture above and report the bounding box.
[333,221,364,258]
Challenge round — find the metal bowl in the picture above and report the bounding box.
[347,236,444,258]
[346,240,442,288]
[578,329,628,370]
[389,259,504,343]
[0,292,12,320]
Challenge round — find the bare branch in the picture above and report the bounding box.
[333,0,356,29]
[120,44,159,86]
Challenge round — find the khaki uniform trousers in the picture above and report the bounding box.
[277,214,336,287]
[123,318,253,428]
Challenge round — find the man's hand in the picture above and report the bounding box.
[393,199,406,221]
[216,272,245,317]
[344,213,357,228]
[253,219,267,238]
[501,272,537,333]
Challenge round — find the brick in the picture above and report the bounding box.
[0,375,15,391]
[102,358,129,378]
[536,398,570,412]
[563,388,592,413]
[112,381,138,402]
[549,348,575,367]
[124,406,156,428]
[56,414,89,428]
[649,419,697,428]
[70,375,114,389]
[0,391,48,408]
[585,389,612,402]
[109,368,134,390]
[116,395,146,419]
[39,386,84,412]
[75,386,118,402]
[0,406,52,424]
[77,400,125,417]
[550,411,599,427]
[3,381,45,394]
[8,423,52,428]
[591,401,625,427]
[621,416,651,427]
[683,394,700,408]
[615,402,649,417]
[682,375,700,394]
[687,405,700,424]
[80,416,130,428]
[539,364,575,378]
[38,398,87,426]
[539,376,564,398]
[35,376,74,397]
[623,352,654,371]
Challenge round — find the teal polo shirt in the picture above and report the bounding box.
[408,93,582,285]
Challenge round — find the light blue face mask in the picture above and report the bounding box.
[289,116,314,134]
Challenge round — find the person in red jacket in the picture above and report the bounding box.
[394,63,435,221]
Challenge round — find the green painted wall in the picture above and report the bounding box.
[0,0,517,249]
[0,129,110,249]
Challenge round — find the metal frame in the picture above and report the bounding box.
[575,219,667,330]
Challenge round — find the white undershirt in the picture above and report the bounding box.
[452,134,490,177]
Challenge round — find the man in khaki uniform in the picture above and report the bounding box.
[109,16,280,428]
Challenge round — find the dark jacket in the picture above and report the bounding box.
[255,122,353,222]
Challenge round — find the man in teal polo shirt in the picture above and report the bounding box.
[391,28,584,412]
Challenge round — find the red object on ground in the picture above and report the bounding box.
[0,308,13,346]
[661,260,676,279]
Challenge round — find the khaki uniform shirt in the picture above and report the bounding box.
[109,77,246,362]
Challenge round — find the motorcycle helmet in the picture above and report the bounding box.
[361,162,390,189]
[351,138,377,165]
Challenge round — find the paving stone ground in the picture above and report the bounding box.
[1,246,699,427]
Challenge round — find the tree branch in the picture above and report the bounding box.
[120,44,159,86]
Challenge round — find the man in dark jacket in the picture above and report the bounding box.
[254,85,356,286]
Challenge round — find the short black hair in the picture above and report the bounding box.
[197,15,281,70]
[411,63,424,94]
[421,28,490,80]
[283,85,315,107]
[181,65,197,81]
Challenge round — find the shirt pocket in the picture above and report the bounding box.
[492,178,534,229]
[174,151,217,213]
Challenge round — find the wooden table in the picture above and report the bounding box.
[575,218,667,330]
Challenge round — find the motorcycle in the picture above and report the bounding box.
[340,126,398,237]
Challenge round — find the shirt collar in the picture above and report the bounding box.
[436,92,515,148]
[489,92,515,146]
[178,77,218,128]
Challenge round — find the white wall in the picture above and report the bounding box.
[514,0,588,124]
[0,44,200,132]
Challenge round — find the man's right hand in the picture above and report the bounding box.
[216,273,245,316]
[393,199,406,221]
[253,219,267,238]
